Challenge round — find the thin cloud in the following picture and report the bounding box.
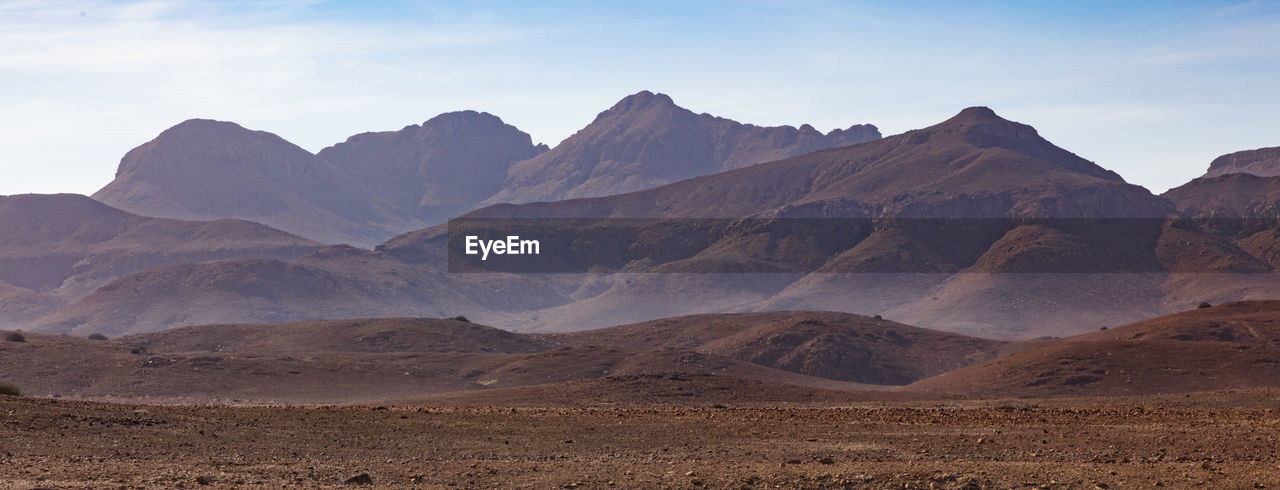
[0,0,1277,196]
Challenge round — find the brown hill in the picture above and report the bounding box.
[1203,146,1280,177]
[1164,173,1280,219]
[0,194,320,323]
[2,312,910,404]
[543,311,1005,384]
[126,317,552,355]
[316,111,547,224]
[906,301,1280,397]
[446,344,872,392]
[0,331,484,403]
[481,90,879,205]
[1161,173,1280,269]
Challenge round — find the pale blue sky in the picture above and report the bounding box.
[2,0,1277,196]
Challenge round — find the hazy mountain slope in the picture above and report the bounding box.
[1202,146,1280,178]
[316,111,547,225]
[28,244,575,336]
[0,193,320,322]
[0,280,62,328]
[482,91,879,205]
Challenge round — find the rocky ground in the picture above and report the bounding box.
[3,390,1280,488]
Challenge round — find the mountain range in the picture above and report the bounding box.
[3,91,1279,340]
[93,92,879,246]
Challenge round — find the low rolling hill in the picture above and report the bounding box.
[544,311,1007,384]
[907,301,1280,397]
[1,311,992,403]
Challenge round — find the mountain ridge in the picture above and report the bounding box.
[481,90,881,205]
[90,92,879,246]
[1203,146,1280,178]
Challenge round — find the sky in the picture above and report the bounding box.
[1,0,1278,196]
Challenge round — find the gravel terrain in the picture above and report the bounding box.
[3,390,1279,488]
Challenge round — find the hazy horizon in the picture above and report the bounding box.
[3,0,1278,196]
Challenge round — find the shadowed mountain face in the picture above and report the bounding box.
[1162,173,1280,270]
[1203,146,1280,178]
[1165,173,1280,220]
[316,111,548,225]
[482,91,880,205]
[0,194,321,326]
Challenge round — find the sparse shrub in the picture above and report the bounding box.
[1197,302,1213,309]
[1099,326,1108,331]
[4,332,25,343]
[873,314,883,321]
[0,383,21,397]
[711,403,728,409]
[449,315,471,323]
[88,333,108,341]
[130,346,147,355]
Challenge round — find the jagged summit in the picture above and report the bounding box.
[316,108,544,225]
[931,106,1037,135]
[607,90,677,113]
[333,111,522,146]
[482,91,881,204]
[898,106,1123,183]
[951,105,1001,120]
[421,110,511,130]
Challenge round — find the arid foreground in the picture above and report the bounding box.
[3,390,1280,488]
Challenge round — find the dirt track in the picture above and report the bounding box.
[3,393,1280,488]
